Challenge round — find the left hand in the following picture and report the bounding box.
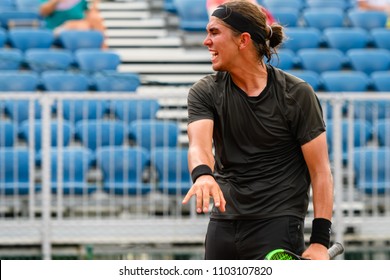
[302,243,330,260]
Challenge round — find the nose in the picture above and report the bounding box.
[203,34,211,46]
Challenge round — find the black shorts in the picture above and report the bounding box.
[204,216,305,260]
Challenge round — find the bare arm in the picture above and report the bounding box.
[300,132,334,260]
[39,0,61,17]
[182,119,226,213]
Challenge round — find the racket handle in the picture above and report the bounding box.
[328,242,344,259]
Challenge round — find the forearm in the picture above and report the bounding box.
[188,145,215,172]
[311,172,334,220]
[40,0,61,16]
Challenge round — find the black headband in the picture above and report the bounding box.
[211,5,266,44]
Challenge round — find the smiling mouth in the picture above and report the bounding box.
[210,51,218,61]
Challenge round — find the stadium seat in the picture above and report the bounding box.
[0,10,40,29]
[286,70,321,91]
[321,71,370,92]
[0,0,15,10]
[305,0,349,10]
[58,30,104,52]
[283,27,322,52]
[96,146,152,195]
[0,121,17,147]
[150,147,191,195]
[272,8,300,27]
[347,49,390,75]
[3,100,41,123]
[15,0,40,11]
[376,119,390,147]
[0,49,23,70]
[297,48,344,73]
[174,0,208,31]
[25,49,73,72]
[41,71,89,92]
[327,119,372,163]
[348,10,388,30]
[0,71,39,91]
[0,28,7,47]
[302,8,345,31]
[7,28,54,52]
[93,71,141,92]
[371,28,390,50]
[268,49,296,70]
[36,147,97,195]
[128,120,180,151]
[164,0,177,13]
[75,50,120,73]
[263,0,305,11]
[323,27,370,53]
[111,99,160,122]
[353,100,390,123]
[0,148,32,195]
[353,147,390,194]
[371,71,390,92]
[18,120,73,151]
[75,120,127,151]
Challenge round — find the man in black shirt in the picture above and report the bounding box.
[182,0,334,260]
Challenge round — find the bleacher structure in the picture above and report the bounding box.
[1,0,390,260]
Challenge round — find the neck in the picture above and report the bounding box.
[229,62,268,97]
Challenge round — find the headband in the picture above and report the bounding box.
[211,5,266,44]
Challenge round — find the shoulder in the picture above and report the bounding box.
[190,72,228,96]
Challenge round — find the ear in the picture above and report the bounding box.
[239,32,252,49]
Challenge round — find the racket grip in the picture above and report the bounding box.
[328,242,344,259]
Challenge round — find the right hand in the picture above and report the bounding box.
[182,175,226,213]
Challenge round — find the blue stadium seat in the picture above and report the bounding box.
[327,119,372,164]
[58,30,104,52]
[36,147,97,195]
[0,148,33,195]
[321,71,370,92]
[353,147,390,194]
[347,49,390,75]
[287,70,321,91]
[15,0,40,11]
[0,0,15,10]
[353,100,390,123]
[0,71,39,91]
[164,0,177,13]
[323,27,370,53]
[268,49,296,70]
[376,119,390,147]
[151,147,191,195]
[0,28,7,47]
[128,120,180,151]
[41,71,89,91]
[283,27,322,52]
[302,8,345,31]
[3,100,41,123]
[25,49,73,72]
[75,50,120,73]
[0,49,23,70]
[75,120,127,151]
[174,0,208,31]
[19,120,73,151]
[111,99,160,122]
[0,10,40,29]
[371,28,390,50]
[96,146,152,195]
[263,0,305,11]
[272,8,300,27]
[348,10,388,30]
[306,0,349,10]
[0,121,17,147]
[7,28,53,52]
[371,71,390,92]
[297,48,344,73]
[93,71,141,92]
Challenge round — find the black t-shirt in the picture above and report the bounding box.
[187,65,325,220]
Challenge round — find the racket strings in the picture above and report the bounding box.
[270,252,296,260]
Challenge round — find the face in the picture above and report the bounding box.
[203,17,241,72]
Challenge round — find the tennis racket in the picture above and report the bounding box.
[264,242,344,260]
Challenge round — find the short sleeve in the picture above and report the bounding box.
[187,76,216,124]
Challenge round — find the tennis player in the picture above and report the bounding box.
[182,0,334,260]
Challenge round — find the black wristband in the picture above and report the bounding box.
[310,218,332,248]
[191,164,215,183]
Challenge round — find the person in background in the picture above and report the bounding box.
[39,0,106,47]
[182,0,333,260]
[206,0,275,24]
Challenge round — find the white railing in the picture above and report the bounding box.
[1,91,390,259]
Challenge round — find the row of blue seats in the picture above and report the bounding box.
[2,144,390,196]
[282,27,390,52]
[0,70,140,92]
[0,145,191,196]
[0,119,180,152]
[0,0,39,11]
[0,28,104,52]
[271,48,390,75]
